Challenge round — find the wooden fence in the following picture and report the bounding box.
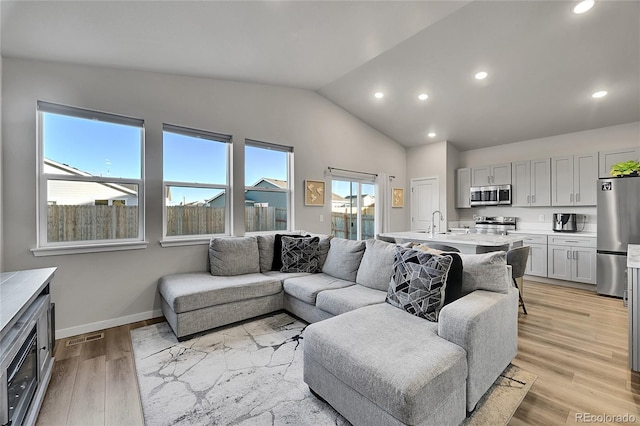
[48,205,138,242]
[331,208,375,240]
[48,205,287,241]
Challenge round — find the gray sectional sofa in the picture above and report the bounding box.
[157,233,519,426]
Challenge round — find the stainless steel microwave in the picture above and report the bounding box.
[469,185,512,206]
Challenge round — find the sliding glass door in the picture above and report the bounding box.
[331,179,375,240]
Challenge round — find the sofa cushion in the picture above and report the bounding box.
[209,236,260,276]
[283,273,354,305]
[301,233,333,269]
[272,234,307,271]
[458,251,510,295]
[280,236,320,273]
[386,247,452,322]
[355,239,397,291]
[262,270,313,281]
[158,272,281,313]
[305,303,467,425]
[316,284,386,316]
[413,245,464,306]
[322,238,366,281]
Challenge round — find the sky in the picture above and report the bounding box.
[43,112,289,205]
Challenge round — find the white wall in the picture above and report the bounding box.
[0,51,3,272]
[406,141,457,230]
[1,57,407,336]
[455,122,640,230]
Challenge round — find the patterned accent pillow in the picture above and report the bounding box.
[386,246,452,322]
[280,236,321,273]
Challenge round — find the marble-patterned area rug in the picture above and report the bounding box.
[131,313,535,426]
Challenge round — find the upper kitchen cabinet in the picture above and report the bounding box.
[512,159,550,207]
[471,163,511,186]
[456,168,471,208]
[599,147,640,178]
[551,153,598,206]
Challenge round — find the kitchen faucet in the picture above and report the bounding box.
[431,210,443,237]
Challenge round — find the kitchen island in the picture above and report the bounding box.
[379,231,524,254]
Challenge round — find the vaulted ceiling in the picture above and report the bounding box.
[2,1,639,151]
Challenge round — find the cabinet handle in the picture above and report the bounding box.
[573,250,578,260]
[527,195,531,204]
[570,193,574,203]
[567,250,571,259]
[532,194,536,203]
[488,176,491,184]
[576,193,580,202]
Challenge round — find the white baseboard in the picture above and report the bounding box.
[56,309,164,339]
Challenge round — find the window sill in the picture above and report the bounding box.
[31,241,149,257]
[159,238,213,248]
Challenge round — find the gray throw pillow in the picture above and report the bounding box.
[356,239,397,291]
[209,236,260,276]
[458,251,510,294]
[386,247,452,322]
[256,234,276,272]
[322,238,366,281]
[280,236,320,273]
[297,231,333,269]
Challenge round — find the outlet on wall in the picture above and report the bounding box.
[319,215,324,222]
[538,214,545,222]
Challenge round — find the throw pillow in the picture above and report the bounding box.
[458,251,510,295]
[297,232,333,269]
[355,239,397,291]
[272,234,307,271]
[209,236,260,276]
[256,234,276,272]
[280,236,321,273]
[386,247,452,322]
[413,245,464,306]
[322,238,366,281]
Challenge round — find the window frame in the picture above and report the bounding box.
[161,123,232,244]
[33,101,146,255]
[244,139,294,234]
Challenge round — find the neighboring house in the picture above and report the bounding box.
[333,194,375,212]
[331,193,346,212]
[45,158,138,206]
[207,178,287,209]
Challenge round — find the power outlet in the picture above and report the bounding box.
[538,214,545,222]
[319,215,324,222]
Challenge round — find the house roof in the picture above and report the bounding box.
[44,158,137,197]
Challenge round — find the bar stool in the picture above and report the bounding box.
[506,246,529,314]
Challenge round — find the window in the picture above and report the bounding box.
[37,101,145,249]
[331,178,376,240]
[163,124,231,238]
[245,139,293,232]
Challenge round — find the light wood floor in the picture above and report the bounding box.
[36,281,639,425]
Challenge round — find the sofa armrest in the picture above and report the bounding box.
[438,287,519,411]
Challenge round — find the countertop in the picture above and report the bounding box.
[629,244,640,268]
[508,230,597,237]
[379,231,525,247]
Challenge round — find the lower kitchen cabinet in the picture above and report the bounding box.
[547,235,597,284]
[526,243,548,277]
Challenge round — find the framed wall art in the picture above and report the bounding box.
[392,187,404,208]
[305,179,325,206]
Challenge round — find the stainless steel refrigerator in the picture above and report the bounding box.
[597,176,640,298]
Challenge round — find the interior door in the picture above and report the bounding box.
[411,177,439,232]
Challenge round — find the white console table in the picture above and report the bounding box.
[0,267,56,426]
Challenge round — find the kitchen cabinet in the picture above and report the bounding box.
[456,168,471,208]
[471,163,511,186]
[551,153,597,206]
[599,147,640,178]
[519,234,548,277]
[512,159,551,207]
[547,235,596,284]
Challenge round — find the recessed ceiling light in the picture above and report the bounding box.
[428,132,437,138]
[374,92,384,99]
[592,90,607,98]
[573,0,595,14]
[418,93,429,101]
[474,71,488,80]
